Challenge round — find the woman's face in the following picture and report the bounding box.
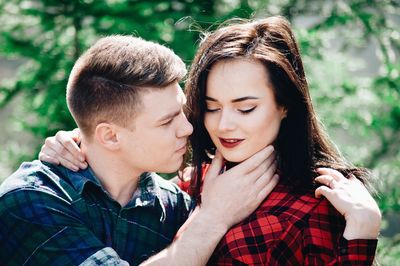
[204,59,286,162]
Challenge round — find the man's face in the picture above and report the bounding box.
[118,82,193,174]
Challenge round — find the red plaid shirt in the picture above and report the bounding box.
[179,179,377,265]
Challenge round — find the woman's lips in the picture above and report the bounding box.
[219,138,244,148]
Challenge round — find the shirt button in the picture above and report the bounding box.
[340,248,348,254]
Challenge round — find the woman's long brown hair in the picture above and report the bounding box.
[184,16,369,202]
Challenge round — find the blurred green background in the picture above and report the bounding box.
[0,0,399,264]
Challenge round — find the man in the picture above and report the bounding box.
[0,35,277,265]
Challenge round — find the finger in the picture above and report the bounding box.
[347,173,358,181]
[41,143,81,171]
[39,145,61,161]
[245,154,276,183]
[316,168,346,181]
[43,136,58,150]
[204,150,224,181]
[56,141,87,169]
[45,144,84,171]
[56,131,85,162]
[177,167,193,182]
[233,145,274,175]
[264,159,277,179]
[315,175,337,188]
[58,156,80,172]
[38,153,60,165]
[182,166,194,182]
[257,174,279,201]
[254,161,277,188]
[71,128,82,144]
[314,185,333,199]
[262,153,276,172]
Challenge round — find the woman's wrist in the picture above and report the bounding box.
[343,209,381,240]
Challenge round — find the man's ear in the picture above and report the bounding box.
[94,123,121,151]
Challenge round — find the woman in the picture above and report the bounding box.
[184,15,379,265]
[40,16,380,265]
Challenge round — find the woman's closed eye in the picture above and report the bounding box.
[205,107,220,113]
[205,106,257,114]
[238,106,256,114]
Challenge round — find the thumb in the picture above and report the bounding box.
[205,150,225,181]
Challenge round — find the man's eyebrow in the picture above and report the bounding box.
[205,96,259,103]
[157,110,180,123]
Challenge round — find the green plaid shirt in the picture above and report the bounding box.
[0,160,193,265]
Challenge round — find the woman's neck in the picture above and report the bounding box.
[224,161,238,171]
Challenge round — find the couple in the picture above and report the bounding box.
[0,16,380,265]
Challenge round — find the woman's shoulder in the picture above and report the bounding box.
[256,182,331,221]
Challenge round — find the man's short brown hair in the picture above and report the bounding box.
[66,35,186,137]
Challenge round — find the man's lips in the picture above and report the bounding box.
[176,143,187,153]
[219,138,244,148]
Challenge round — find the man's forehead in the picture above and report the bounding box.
[137,84,185,119]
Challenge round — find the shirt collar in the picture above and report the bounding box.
[52,164,166,221]
[51,164,102,194]
[127,172,166,221]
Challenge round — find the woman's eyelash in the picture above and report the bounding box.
[205,106,256,113]
[239,106,256,114]
[205,108,219,112]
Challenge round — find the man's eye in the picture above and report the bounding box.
[238,106,256,114]
[161,119,173,126]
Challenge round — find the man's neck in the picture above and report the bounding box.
[81,141,142,207]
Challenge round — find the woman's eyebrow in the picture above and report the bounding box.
[205,96,259,103]
[205,96,217,102]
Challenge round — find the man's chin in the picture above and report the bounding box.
[157,161,182,174]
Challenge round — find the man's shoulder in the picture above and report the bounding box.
[0,160,74,203]
[0,161,82,222]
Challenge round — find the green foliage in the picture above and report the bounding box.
[377,235,400,265]
[0,0,399,263]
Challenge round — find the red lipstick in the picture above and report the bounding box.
[219,138,243,148]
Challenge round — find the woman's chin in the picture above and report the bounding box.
[221,153,250,164]
[220,147,269,163]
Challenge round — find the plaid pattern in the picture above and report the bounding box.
[0,160,193,266]
[80,247,129,265]
[207,182,377,265]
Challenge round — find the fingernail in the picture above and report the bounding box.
[269,145,274,151]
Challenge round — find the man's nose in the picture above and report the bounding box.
[177,113,193,138]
